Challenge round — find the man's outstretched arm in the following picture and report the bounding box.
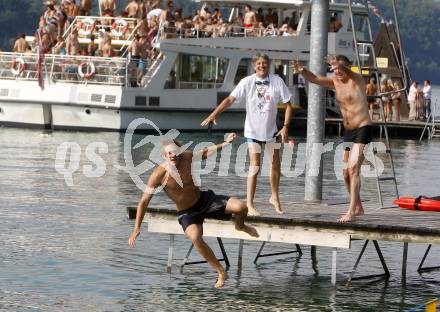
[128,168,164,247]
[292,60,334,89]
[193,133,237,160]
[201,96,236,126]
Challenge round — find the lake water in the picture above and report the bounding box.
[1,122,440,312]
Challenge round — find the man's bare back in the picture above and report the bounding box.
[13,37,27,53]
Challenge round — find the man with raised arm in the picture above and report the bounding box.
[292,55,372,222]
[201,53,293,216]
[128,133,258,289]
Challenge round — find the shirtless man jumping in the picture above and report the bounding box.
[128,133,259,288]
[292,55,372,222]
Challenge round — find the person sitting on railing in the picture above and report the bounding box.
[126,0,139,19]
[243,4,256,36]
[66,29,81,56]
[13,33,29,53]
[80,0,92,16]
[263,23,277,37]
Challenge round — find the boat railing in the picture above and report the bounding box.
[177,81,223,89]
[157,24,291,40]
[63,16,139,44]
[0,52,129,86]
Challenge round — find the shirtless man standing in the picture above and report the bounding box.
[366,77,377,118]
[128,133,258,288]
[243,4,256,35]
[292,55,372,222]
[13,33,28,53]
[125,0,139,18]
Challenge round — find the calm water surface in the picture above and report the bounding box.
[1,126,440,311]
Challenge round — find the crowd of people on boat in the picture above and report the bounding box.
[366,77,432,122]
[11,0,329,58]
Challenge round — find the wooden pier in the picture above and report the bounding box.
[142,200,440,285]
[289,116,439,138]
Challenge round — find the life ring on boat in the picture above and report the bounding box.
[394,196,440,212]
[78,61,96,80]
[78,18,96,37]
[111,19,129,37]
[11,57,26,76]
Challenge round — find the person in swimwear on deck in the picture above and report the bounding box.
[243,4,256,35]
[128,133,259,289]
[292,55,373,222]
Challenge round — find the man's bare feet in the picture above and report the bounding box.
[247,205,261,216]
[214,271,228,288]
[354,205,364,216]
[337,212,356,223]
[236,224,259,238]
[269,197,284,214]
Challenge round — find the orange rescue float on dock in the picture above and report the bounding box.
[394,196,440,212]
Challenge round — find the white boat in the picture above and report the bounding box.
[0,0,369,131]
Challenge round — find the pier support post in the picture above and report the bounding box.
[402,242,408,284]
[167,234,175,273]
[331,248,337,286]
[304,0,329,202]
[238,239,244,268]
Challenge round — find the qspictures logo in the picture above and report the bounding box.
[55,118,387,191]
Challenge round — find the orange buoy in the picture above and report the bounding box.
[394,196,440,212]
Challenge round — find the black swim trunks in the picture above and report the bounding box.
[343,125,373,151]
[177,190,231,232]
[367,95,376,103]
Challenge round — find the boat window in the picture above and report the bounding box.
[166,53,229,89]
[234,58,251,84]
[329,11,344,32]
[347,13,366,33]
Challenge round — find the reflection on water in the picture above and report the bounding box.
[1,128,440,311]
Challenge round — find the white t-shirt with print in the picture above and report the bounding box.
[230,73,292,141]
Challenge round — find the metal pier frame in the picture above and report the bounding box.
[345,240,390,286]
[253,241,303,264]
[417,244,440,273]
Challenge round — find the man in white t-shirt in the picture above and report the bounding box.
[423,80,432,119]
[201,53,293,216]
